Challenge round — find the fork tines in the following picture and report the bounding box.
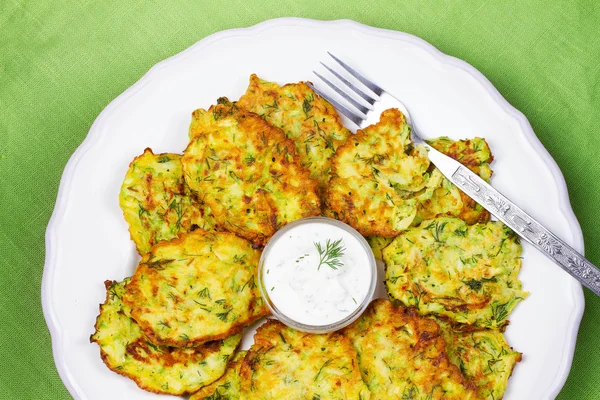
[310,52,383,126]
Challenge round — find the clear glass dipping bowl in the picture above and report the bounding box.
[257,216,377,333]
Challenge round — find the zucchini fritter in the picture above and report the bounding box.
[240,320,370,400]
[190,350,247,400]
[384,217,527,328]
[91,279,241,395]
[123,230,268,347]
[183,100,321,247]
[325,108,429,236]
[237,74,350,190]
[120,148,214,254]
[342,299,476,400]
[437,319,522,400]
[325,109,494,237]
[428,136,493,182]
[365,135,494,257]
[421,136,493,225]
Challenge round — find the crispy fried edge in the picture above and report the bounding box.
[124,230,269,348]
[90,280,159,391]
[436,317,522,398]
[91,280,241,396]
[120,147,199,255]
[243,73,344,120]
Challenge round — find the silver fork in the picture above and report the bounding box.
[310,52,600,296]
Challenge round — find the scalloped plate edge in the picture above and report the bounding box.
[41,17,584,400]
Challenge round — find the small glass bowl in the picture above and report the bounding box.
[257,216,377,333]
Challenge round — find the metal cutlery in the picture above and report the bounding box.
[310,52,600,296]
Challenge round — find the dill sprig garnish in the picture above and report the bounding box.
[314,238,345,270]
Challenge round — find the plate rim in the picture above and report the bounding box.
[41,17,585,399]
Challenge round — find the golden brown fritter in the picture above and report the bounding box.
[366,135,494,259]
[325,108,429,236]
[421,136,493,225]
[183,100,320,247]
[119,148,214,254]
[384,217,528,329]
[122,230,268,347]
[237,74,350,190]
[240,319,371,400]
[91,279,241,395]
[342,298,477,400]
[437,319,522,400]
[190,350,247,400]
[325,109,495,237]
[428,136,493,182]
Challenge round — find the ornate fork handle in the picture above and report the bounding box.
[451,164,600,295]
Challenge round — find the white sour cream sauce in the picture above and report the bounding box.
[262,220,373,326]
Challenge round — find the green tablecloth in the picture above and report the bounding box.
[1,0,598,398]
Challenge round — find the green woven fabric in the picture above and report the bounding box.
[1,0,598,398]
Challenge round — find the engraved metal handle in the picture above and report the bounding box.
[450,164,600,296]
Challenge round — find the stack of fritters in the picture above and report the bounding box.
[183,99,321,247]
[238,74,350,191]
[325,106,525,399]
[91,278,242,395]
[93,74,526,399]
[320,100,523,399]
[94,76,335,395]
[324,108,493,237]
[193,298,520,400]
[91,230,268,395]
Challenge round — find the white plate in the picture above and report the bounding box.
[42,18,584,400]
